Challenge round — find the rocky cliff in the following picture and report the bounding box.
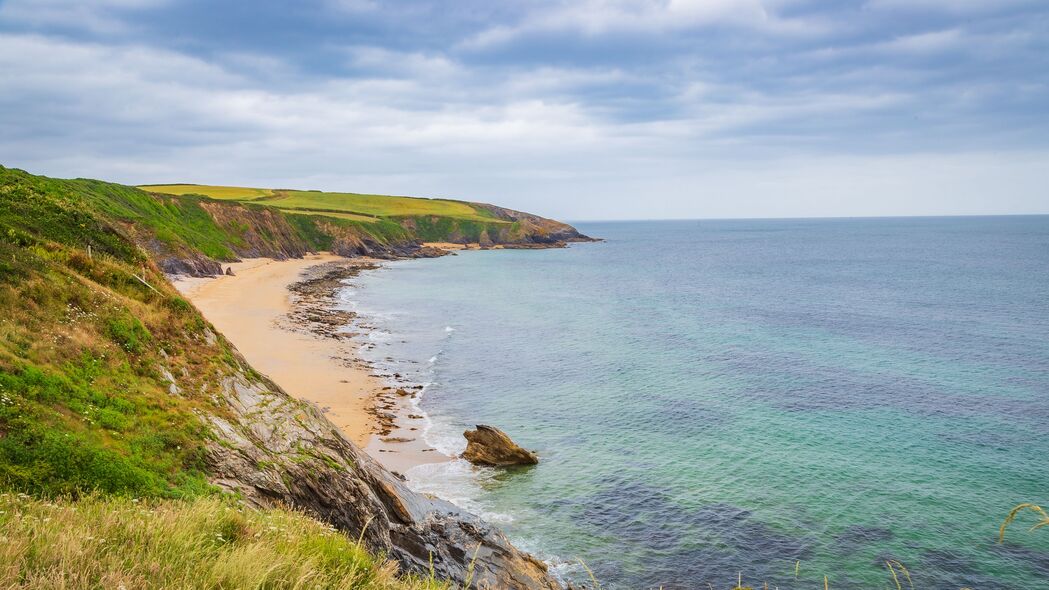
[204,365,558,589]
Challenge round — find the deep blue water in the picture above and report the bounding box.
[346,217,1049,589]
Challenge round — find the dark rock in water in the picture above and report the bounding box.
[225,266,236,276]
[462,425,539,467]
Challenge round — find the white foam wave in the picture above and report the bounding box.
[366,330,391,343]
[404,460,513,524]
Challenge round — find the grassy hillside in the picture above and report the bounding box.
[0,166,440,586]
[0,165,570,590]
[143,184,506,223]
[0,174,224,498]
[0,493,445,590]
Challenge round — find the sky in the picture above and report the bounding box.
[1,1,1047,220]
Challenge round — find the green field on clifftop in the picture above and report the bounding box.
[142,184,505,224]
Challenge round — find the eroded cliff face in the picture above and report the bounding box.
[145,197,435,275]
[196,201,313,260]
[468,203,593,245]
[201,362,560,589]
[392,205,594,249]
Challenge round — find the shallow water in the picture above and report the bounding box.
[347,217,1049,589]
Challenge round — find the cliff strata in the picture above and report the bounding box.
[204,363,559,589]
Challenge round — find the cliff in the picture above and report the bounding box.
[0,165,565,588]
[135,182,594,275]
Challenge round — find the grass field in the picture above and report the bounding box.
[283,209,380,223]
[143,184,504,223]
[141,184,274,200]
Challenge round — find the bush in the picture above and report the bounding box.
[106,315,151,354]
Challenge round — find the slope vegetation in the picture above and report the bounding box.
[0,494,445,590]
[0,165,561,589]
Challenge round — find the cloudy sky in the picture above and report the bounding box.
[1,0,1047,220]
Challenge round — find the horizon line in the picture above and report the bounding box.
[566,212,1049,224]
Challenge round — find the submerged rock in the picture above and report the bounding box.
[462,425,539,467]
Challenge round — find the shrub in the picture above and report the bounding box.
[106,315,151,354]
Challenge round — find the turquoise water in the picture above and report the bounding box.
[346,217,1049,589]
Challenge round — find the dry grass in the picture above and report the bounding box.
[999,503,1049,542]
[0,493,447,590]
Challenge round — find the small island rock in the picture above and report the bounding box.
[462,425,539,467]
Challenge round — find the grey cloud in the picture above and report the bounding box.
[0,0,1046,219]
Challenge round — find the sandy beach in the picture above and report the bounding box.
[174,254,448,472]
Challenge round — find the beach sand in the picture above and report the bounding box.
[174,254,380,446]
[174,255,450,476]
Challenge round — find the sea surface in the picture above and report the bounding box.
[342,217,1049,590]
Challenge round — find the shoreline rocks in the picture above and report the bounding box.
[205,374,559,589]
[462,425,539,467]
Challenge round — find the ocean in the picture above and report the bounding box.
[341,217,1049,589]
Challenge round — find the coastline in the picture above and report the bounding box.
[173,254,449,473]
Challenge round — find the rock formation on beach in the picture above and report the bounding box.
[207,372,557,589]
[462,425,540,466]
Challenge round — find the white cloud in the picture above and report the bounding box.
[0,33,617,190]
[461,0,825,50]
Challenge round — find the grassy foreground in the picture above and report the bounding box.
[0,493,446,590]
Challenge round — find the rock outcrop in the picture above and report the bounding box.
[205,366,558,590]
[462,425,540,467]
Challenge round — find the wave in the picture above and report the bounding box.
[405,460,513,524]
[337,268,566,584]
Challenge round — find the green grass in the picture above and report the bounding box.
[0,167,264,498]
[143,184,505,223]
[141,184,275,200]
[0,493,447,590]
[283,209,380,223]
[0,237,219,498]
